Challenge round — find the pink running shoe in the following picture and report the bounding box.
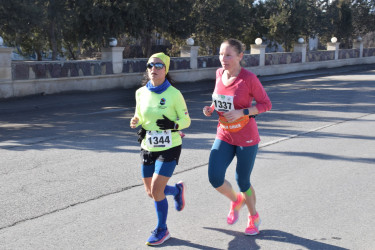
[227,193,245,225]
[245,212,261,235]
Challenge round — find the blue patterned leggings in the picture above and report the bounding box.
[208,139,258,192]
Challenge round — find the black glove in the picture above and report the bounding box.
[156,115,177,130]
[137,127,146,144]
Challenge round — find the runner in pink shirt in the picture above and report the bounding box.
[203,38,272,235]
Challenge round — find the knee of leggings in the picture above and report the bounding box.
[237,179,251,193]
[208,173,224,189]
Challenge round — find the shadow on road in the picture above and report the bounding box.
[203,227,349,250]
[161,237,222,250]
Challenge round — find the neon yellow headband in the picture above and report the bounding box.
[147,52,170,75]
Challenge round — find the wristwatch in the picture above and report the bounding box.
[243,108,250,115]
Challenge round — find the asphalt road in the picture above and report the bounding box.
[0,64,374,249]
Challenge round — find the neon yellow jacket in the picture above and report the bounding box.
[135,85,191,152]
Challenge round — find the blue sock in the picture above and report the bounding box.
[164,185,179,196]
[155,198,168,229]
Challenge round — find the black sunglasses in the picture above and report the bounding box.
[146,62,165,70]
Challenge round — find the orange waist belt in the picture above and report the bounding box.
[219,115,249,133]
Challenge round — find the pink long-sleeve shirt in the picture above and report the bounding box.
[213,68,272,146]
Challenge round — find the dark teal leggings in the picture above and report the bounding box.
[208,139,258,192]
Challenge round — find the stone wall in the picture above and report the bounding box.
[122,59,147,73]
[198,56,221,68]
[10,48,375,81]
[339,49,360,59]
[307,51,335,62]
[265,52,302,65]
[2,46,375,99]
[12,61,113,80]
[363,48,375,57]
[243,55,260,67]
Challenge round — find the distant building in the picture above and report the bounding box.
[309,37,319,51]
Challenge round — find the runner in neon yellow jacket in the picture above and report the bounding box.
[130,52,190,246]
[134,84,190,151]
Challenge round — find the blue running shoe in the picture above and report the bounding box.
[174,181,185,211]
[145,227,170,246]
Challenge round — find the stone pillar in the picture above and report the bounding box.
[353,41,363,58]
[0,47,13,81]
[327,42,340,60]
[101,47,125,74]
[180,46,199,69]
[294,43,307,63]
[250,44,266,66]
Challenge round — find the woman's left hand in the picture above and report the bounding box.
[203,106,214,117]
[223,110,244,122]
[156,115,176,130]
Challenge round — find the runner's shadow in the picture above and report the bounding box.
[160,237,222,249]
[204,227,349,250]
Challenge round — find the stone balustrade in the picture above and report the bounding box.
[1,40,375,99]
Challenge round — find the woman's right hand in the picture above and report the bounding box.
[203,106,214,117]
[130,116,139,128]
